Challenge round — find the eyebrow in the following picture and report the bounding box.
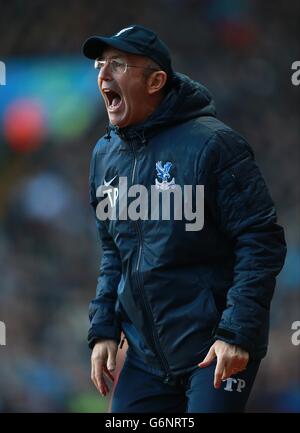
[98,54,125,61]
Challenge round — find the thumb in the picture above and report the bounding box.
[107,347,117,371]
[198,346,216,368]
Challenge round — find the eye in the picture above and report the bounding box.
[111,60,126,73]
[94,60,105,70]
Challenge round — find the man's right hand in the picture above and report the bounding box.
[91,339,118,396]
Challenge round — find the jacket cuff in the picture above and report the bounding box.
[213,326,254,353]
[88,323,121,350]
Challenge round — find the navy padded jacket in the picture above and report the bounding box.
[88,73,287,379]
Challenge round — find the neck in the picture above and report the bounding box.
[134,91,166,126]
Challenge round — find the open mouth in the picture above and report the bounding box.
[103,89,122,111]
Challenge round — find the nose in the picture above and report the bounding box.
[97,63,112,90]
[98,61,113,82]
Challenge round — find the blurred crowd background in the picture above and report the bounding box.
[0,0,299,412]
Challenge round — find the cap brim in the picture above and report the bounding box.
[82,36,143,60]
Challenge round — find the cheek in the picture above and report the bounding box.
[125,83,147,107]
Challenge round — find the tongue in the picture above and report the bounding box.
[112,96,121,107]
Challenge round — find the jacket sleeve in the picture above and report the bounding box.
[87,148,122,349]
[203,129,287,353]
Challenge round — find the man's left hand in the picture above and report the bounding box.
[198,340,249,389]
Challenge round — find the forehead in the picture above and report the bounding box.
[100,46,146,63]
[101,46,127,59]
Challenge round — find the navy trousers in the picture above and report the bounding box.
[111,356,261,413]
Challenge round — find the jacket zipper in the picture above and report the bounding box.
[131,157,137,184]
[130,140,173,382]
[136,243,142,271]
[132,153,142,272]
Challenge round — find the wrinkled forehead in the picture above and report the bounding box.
[100,46,148,64]
[100,46,126,59]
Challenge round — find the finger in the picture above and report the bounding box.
[101,374,109,396]
[214,357,226,389]
[91,362,96,388]
[236,353,249,371]
[232,364,247,375]
[242,359,249,370]
[225,361,246,377]
[94,370,103,395]
[98,371,109,396]
[93,358,106,395]
[221,366,231,380]
[107,348,117,372]
[103,365,115,382]
[91,358,100,392]
[198,346,216,368]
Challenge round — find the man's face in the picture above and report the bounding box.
[97,47,154,128]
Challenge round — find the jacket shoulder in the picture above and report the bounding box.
[193,117,255,171]
[92,135,110,157]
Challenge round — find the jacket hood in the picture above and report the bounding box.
[109,72,217,141]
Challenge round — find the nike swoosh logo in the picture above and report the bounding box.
[103,175,117,187]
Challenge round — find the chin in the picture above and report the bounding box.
[109,117,129,128]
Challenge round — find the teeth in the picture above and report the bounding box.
[103,90,121,108]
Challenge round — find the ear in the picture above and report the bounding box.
[147,71,167,95]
